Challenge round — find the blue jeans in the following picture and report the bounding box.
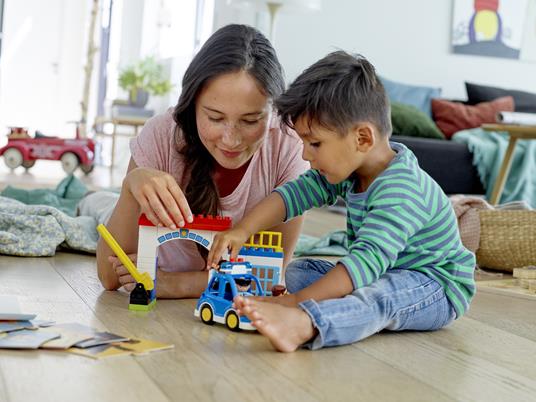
[286,258,457,350]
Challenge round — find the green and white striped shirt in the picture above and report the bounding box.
[275,142,475,317]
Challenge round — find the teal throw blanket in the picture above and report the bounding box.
[452,128,536,208]
[0,175,88,217]
[295,230,348,257]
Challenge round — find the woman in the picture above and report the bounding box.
[96,24,308,298]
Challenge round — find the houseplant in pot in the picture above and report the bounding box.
[118,56,173,107]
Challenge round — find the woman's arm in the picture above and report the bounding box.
[97,158,141,290]
[97,158,207,298]
[97,149,195,290]
[156,270,209,298]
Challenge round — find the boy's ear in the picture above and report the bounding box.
[351,123,375,152]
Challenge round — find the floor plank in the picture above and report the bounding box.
[0,159,125,191]
[357,327,536,401]
[1,200,536,400]
[467,291,536,343]
[48,252,452,402]
[0,256,169,402]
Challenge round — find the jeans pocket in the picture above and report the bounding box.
[393,287,453,331]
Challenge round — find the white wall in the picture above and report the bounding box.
[0,0,93,137]
[214,0,536,99]
[110,0,201,114]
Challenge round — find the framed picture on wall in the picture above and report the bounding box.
[451,0,530,59]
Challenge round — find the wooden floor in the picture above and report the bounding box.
[1,169,536,401]
[0,159,125,190]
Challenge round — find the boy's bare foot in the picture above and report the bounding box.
[233,296,316,352]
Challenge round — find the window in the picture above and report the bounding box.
[209,278,219,294]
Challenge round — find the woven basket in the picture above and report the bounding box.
[477,210,536,271]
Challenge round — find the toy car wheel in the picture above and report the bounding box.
[61,152,79,174]
[200,305,214,325]
[3,148,23,169]
[225,311,240,332]
[22,160,36,169]
[80,164,94,174]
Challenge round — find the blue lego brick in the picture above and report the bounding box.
[238,246,284,258]
[202,239,209,247]
[148,288,156,301]
[158,235,166,243]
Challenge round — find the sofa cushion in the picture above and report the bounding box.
[381,77,441,117]
[466,82,536,113]
[431,96,514,139]
[391,102,445,139]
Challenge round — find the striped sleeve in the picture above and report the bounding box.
[274,169,343,220]
[339,177,431,289]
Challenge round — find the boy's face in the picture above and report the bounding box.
[294,117,368,184]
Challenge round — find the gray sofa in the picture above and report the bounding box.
[393,135,485,195]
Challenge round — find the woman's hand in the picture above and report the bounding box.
[123,167,193,229]
[108,254,138,292]
[206,228,250,269]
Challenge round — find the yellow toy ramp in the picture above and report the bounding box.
[96,224,154,291]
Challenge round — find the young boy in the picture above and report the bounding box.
[207,51,476,352]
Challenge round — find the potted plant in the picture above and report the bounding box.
[118,56,173,107]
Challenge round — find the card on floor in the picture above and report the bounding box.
[67,343,132,359]
[40,326,95,349]
[114,337,174,355]
[0,295,36,321]
[31,319,56,328]
[0,320,35,333]
[47,322,99,334]
[73,331,129,348]
[0,329,60,349]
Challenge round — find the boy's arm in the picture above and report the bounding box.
[292,263,354,302]
[339,189,431,290]
[278,201,427,304]
[283,200,428,305]
[207,169,341,267]
[207,192,287,267]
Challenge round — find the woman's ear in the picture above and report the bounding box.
[351,123,375,152]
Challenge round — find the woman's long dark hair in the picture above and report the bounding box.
[173,24,284,218]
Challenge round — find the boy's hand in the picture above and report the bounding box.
[108,254,138,292]
[207,228,249,269]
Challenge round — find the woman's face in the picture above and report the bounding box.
[195,70,272,169]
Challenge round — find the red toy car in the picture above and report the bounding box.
[0,127,95,174]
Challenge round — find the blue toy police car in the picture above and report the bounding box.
[194,260,265,331]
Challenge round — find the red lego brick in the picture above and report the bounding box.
[138,214,232,231]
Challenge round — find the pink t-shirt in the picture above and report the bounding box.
[130,109,309,272]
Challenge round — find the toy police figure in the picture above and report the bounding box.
[235,278,253,296]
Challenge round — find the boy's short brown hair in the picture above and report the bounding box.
[275,51,391,137]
